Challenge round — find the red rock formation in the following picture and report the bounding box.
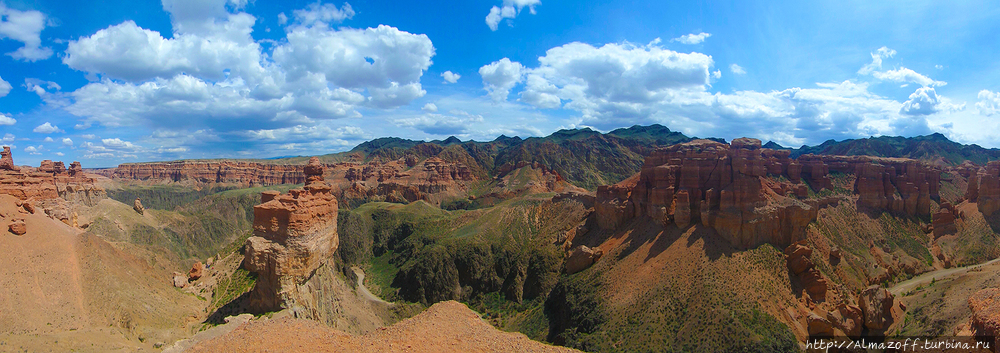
[969,161,1000,217]
[0,146,15,171]
[108,161,307,187]
[932,200,959,238]
[133,198,145,215]
[243,157,339,312]
[969,288,1000,349]
[1,149,106,206]
[785,242,828,301]
[8,218,25,235]
[188,261,204,281]
[859,285,903,334]
[597,138,817,249]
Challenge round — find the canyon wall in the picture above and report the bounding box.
[595,138,941,249]
[965,161,1000,217]
[1,147,106,206]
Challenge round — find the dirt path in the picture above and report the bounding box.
[890,257,1000,296]
[352,267,390,304]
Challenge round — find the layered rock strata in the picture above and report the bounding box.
[243,157,339,312]
[0,147,106,206]
[966,161,1000,217]
[595,138,942,249]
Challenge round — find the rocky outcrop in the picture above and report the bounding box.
[593,138,943,249]
[243,157,339,312]
[133,198,145,215]
[859,285,903,334]
[969,288,1000,349]
[8,218,25,235]
[784,242,828,301]
[0,148,106,207]
[0,146,15,171]
[188,262,204,281]
[173,272,188,288]
[932,200,959,238]
[967,161,1000,217]
[596,138,817,248]
[107,161,307,187]
[565,245,603,274]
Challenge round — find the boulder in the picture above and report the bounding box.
[173,272,188,288]
[784,242,814,275]
[807,312,835,337]
[830,304,863,337]
[188,261,204,281]
[8,218,26,235]
[565,245,603,274]
[860,285,897,331]
[133,198,144,215]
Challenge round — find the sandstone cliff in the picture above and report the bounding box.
[243,157,339,313]
[593,138,942,249]
[0,147,106,208]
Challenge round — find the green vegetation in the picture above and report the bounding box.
[210,268,257,313]
[107,185,239,211]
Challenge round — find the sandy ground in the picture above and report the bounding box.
[188,301,578,353]
[891,257,1000,296]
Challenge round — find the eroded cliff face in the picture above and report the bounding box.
[107,161,307,187]
[965,161,1000,217]
[1,147,106,207]
[594,138,941,249]
[243,157,339,313]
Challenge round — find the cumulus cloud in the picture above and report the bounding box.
[516,40,714,122]
[978,90,1000,116]
[33,122,62,133]
[422,103,438,112]
[479,58,525,103]
[0,3,53,61]
[59,2,436,134]
[729,64,746,75]
[1,133,13,143]
[61,138,73,146]
[43,137,53,142]
[712,70,722,79]
[396,110,485,136]
[0,75,10,97]
[442,71,461,84]
[0,113,14,126]
[485,0,540,31]
[23,145,41,155]
[671,32,711,45]
[873,67,945,87]
[291,2,354,26]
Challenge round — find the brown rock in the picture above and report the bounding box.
[173,272,188,288]
[807,312,835,337]
[133,198,144,215]
[969,288,1000,349]
[831,304,863,337]
[565,245,603,274]
[8,218,26,235]
[860,285,897,331]
[189,261,204,281]
[0,146,15,171]
[243,157,339,312]
[932,202,958,238]
[784,243,814,275]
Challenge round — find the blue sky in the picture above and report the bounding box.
[0,0,999,167]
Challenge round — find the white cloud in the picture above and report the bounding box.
[60,3,436,131]
[0,113,14,126]
[442,71,461,84]
[43,137,54,142]
[23,145,41,155]
[396,111,485,136]
[485,0,541,31]
[479,58,525,102]
[517,40,714,120]
[1,133,14,143]
[712,70,722,79]
[277,12,288,25]
[292,2,354,26]
[101,138,139,149]
[0,75,11,97]
[61,138,73,146]
[872,67,945,87]
[80,134,97,140]
[729,64,746,75]
[978,90,1000,116]
[858,46,896,75]
[422,103,438,112]
[0,3,53,61]
[935,65,944,70]
[33,122,62,133]
[55,152,64,156]
[671,32,711,45]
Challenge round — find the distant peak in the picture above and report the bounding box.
[442,136,462,144]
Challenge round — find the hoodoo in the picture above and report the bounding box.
[243,157,339,312]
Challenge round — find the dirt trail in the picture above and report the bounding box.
[890,257,1000,296]
[352,266,390,304]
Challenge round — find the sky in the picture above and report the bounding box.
[0,0,999,167]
